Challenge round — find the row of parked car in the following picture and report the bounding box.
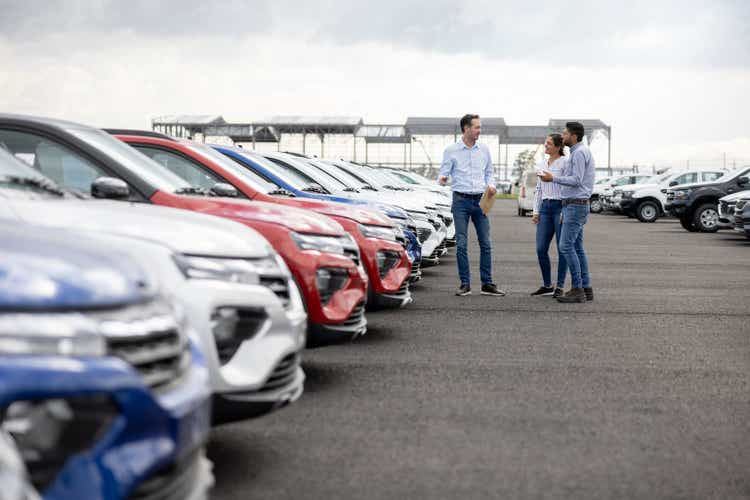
[590,165,750,238]
[0,113,455,499]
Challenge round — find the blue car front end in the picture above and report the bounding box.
[0,224,213,500]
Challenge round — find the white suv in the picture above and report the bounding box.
[621,170,725,222]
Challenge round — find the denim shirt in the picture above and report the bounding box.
[439,140,494,194]
[553,142,596,199]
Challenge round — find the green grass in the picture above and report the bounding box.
[495,193,518,199]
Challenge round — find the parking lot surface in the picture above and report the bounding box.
[209,200,750,500]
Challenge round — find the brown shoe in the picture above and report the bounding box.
[557,287,586,303]
[584,287,594,301]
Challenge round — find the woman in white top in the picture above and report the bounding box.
[530,134,567,297]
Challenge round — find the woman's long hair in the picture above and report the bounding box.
[549,134,565,156]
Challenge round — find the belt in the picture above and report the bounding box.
[562,198,589,206]
[454,192,483,199]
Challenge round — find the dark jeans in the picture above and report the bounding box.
[452,192,492,286]
[559,203,591,289]
[535,199,567,289]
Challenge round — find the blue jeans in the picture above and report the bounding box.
[535,199,567,289]
[452,192,492,286]
[559,203,591,289]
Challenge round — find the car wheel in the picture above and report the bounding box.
[637,201,659,223]
[590,198,602,213]
[679,215,698,232]
[692,203,719,233]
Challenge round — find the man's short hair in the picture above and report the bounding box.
[565,121,585,142]
[460,114,480,133]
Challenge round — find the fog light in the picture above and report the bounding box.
[376,250,401,279]
[2,396,117,492]
[315,268,350,306]
[211,307,266,364]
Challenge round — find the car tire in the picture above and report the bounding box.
[679,215,698,232]
[590,197,602,213]
[692,203,720,233]
[636,201,659,223]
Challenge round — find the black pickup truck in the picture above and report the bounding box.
[664,166,750,232]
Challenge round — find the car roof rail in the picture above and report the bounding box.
[103,129,176,141]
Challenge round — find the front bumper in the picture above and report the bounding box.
[619,198,636,212]
[0,342,213,500]
[308,301,367,344]
[176,280,307,424]
[356,233,411,309]
[664,199,688,216]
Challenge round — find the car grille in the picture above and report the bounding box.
[128,451,207,500]
[396,278,409,296]
[410,260,420,278]
[666,191,675,201]
[101,303,189,390]
[260,274,291,308]
[416,227,432,243]
[445,237,456,247]
[339,301,366,328]
[258,353,301,393]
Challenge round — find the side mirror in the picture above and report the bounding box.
[669,181,678,187]
[91,177,129,199]
[737,176,749,186]
[210,182,239,197]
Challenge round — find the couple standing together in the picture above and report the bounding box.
[438,115,595,303]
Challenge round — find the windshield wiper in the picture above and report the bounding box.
[361,184,378,191]
[268,188,296,197]
[0,175,65,196]
[302,185,326,194]
[342,187,360,193]
[175,187,210,196]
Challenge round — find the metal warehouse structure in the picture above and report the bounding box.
[152,115,612,176]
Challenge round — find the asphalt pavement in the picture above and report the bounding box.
[209,200,750,500]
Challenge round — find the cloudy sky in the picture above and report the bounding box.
[1,0,748,167]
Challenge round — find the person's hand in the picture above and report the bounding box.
[438,176,448,186]
[487,185,497,196]
[538,171,553,182]
[532,213,539,224]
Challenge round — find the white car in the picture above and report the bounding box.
[0,152,307,424]
[598,174,653,212]
[719,190,750,229]
[619,170,726,222]
[516,170,536,216]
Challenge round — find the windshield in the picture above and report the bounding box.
[386,170,418,184]
[335,161,384,188]
[305,159,358,189]
[716,166,750,182]
[361,166,404,188]
[265,155,343,193]
[186,143,277,194]
[0,147,67,197]
[66,127,191,192]
[319,161,370,189]
[647,173,672,184]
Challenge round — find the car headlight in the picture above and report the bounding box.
[376,250,402,278]
[290,232,345,255]
[174,254,282,284]
[358,223,398,242]
[621,190,634,198]
[0,313,105,357]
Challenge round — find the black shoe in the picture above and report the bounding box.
[552,288,564,299]
[556,287,586,303]
[584,287,594,301]
[455,284,471,296]
[531,286,554,296]
[481,283,506,296]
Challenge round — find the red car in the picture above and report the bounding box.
[0,115,367,343]
[111,132,412,310]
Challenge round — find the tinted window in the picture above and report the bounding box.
[0,129,109,193]
[702,171,724,182]
[674,173,697,185]
[133,146,224,191]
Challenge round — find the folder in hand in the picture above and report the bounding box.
[479,186,496,215]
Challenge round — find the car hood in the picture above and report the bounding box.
[178,196,345,236]
[719,190,750,202]
[1,198,273,258]
[669,181,720,190]
[273,196,393,226]
[0,221,154,310]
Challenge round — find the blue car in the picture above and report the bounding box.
[214,145,422,275]
[0,222,213,500]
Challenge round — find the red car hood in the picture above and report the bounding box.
[164,193,345,235]
[271,196,393,227]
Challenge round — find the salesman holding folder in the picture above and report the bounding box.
[438,114,505,297]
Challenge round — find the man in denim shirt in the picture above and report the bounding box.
[539,121,595,303]
[439,114,504,297]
